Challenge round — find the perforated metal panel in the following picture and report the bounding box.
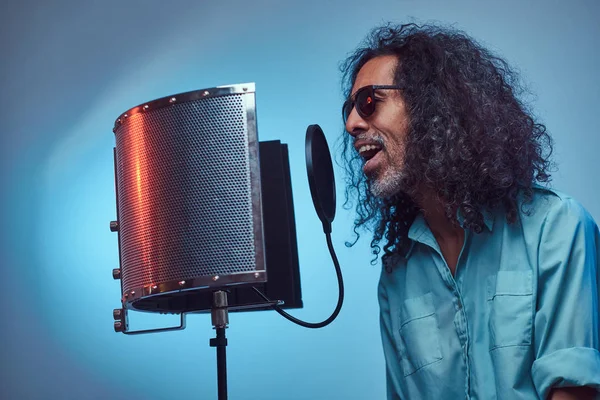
[112,84,266,308]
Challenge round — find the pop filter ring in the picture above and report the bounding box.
[305,124,336,233]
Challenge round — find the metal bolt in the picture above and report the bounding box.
[203,91,209,96]
[243,87,248,91]
[152,285,158,290]
[254,272,260,278]
[178,280,186,286]
[112,268,121,280]
[143,104,149,110]
[130,291,135,296]
[212,276,219,281]
[123,113,128,118]
[169,97,176,103]
[109,220,119,232]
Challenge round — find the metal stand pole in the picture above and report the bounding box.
[210,291,229,400]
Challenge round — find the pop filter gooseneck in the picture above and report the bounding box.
[253,124,344,328]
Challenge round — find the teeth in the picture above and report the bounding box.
[359,144,380,154]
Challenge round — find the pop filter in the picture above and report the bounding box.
[251,123,343,330]
[305,124,336,233]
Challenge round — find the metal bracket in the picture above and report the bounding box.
[113,307,187,335]
[111,297,283,335]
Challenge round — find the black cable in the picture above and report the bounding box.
[252,231,343,328]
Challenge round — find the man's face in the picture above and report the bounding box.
[345,55,410,198]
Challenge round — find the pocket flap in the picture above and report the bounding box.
[400,292,436,327]
[488,270,533,299]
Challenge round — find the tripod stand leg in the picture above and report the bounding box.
[210,291,229,400]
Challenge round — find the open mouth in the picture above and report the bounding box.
[358,143,382,162]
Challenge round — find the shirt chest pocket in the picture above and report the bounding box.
[393,292,443,376]
[487,270,534,351]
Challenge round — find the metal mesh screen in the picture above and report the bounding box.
[115,93,262,294]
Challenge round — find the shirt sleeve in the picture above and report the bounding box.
[531,196,600,399]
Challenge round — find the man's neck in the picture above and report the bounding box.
[417,187,462,239]
[416,187,465,274]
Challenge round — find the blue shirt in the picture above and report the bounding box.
[378,187,600,399]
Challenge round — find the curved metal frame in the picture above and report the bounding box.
[113,83,256,132]
[112,82,267,312]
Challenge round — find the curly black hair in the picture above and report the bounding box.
[339,22,554,264]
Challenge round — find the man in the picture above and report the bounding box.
[340,23,600,399]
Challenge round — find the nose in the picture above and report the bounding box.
[345,106,369,138]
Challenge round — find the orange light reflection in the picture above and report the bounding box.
[129,114,153,286]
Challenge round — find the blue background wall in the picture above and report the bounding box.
[1,1,598,399]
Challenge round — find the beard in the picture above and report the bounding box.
[357,131,408,199]
[368,161,407,198]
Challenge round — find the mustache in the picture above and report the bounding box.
[355,134,384,144]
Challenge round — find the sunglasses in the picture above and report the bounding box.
[342,85,404,124]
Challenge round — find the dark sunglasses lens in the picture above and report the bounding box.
[342,100,353,123]
[356,88,375,118]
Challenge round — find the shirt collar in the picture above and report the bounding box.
[404,213,428,259]
[403,208,494,259]
[456,207,495,232]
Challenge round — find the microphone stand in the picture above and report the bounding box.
[210,291,229,400]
